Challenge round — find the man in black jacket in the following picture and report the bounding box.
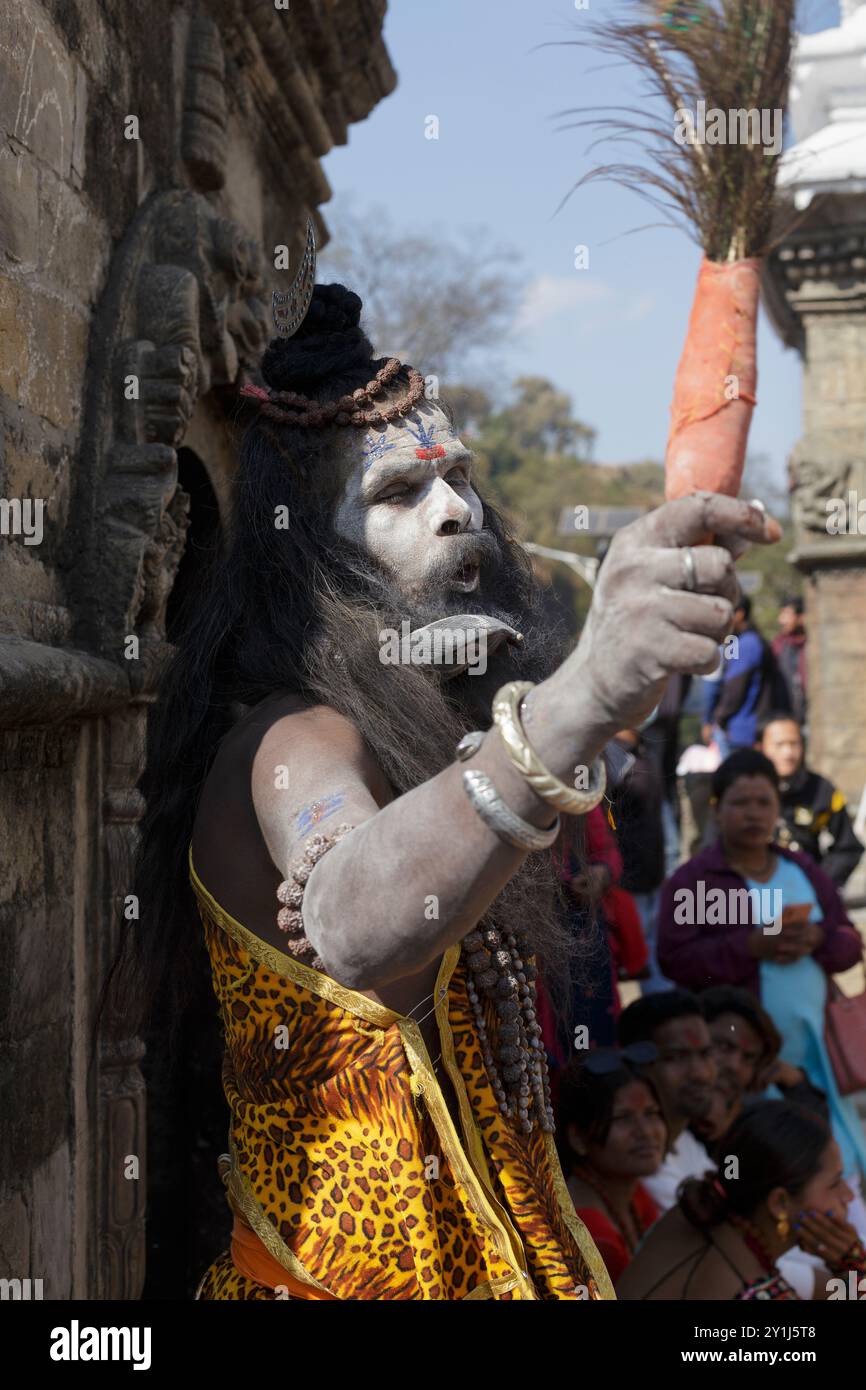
[759,713,864,888]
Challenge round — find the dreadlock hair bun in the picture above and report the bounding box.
[261,283,375,398]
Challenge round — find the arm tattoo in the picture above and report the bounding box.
[295,792,347,836]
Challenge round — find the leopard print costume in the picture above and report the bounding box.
[190,849,614,1301]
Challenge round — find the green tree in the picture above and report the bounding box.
[490,376,596,461]
[461,377,608,632]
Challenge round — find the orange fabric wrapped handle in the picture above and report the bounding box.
[665,257,760,503]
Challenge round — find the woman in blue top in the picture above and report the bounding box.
[712,750,866,1187]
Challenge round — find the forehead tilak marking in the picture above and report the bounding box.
[406,418,450,459]
[362,415,458,472]
[361,431,397,470]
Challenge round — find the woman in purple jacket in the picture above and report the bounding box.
[657,749,866,1196]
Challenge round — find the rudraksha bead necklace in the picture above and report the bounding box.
[462,923,555,1135]
[240,358,426,429]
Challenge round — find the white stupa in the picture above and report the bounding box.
[779,1,866,208]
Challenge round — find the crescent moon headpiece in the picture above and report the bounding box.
[272,218,317,339]
[244,221,428,427]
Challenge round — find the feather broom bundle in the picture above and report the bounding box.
[558,0,798,501]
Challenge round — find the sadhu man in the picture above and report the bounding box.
[123,282,779,1300]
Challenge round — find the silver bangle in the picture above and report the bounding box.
[462,769,560,852]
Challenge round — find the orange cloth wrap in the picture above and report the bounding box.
[664,256,760,501]
[230,1212,336,1300]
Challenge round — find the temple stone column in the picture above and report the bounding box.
[762,3,866,829]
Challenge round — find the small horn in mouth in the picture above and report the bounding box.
[409,615,524,679]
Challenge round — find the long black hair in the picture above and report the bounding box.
[679,1100,831,1230]
[555,1054,667,1174]
[100,284,579,1051]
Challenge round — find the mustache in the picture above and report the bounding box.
[415,529,502,596]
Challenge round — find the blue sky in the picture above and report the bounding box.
[322,1,842,480]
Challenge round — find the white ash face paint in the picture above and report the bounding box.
[333,401,484,605]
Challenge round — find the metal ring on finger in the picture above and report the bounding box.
[681,546,698,592]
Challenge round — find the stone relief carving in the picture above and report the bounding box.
[3,0,395,1305]
[98,707,149,1300]
[66,188,268,671]
[62,11,278,670]
[789,442,854,535]
[182,15,228,193]
[62,17,268,1302]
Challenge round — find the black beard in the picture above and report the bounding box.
[297,524,582,985]
[317,531,566,732]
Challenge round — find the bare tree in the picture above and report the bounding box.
[319,200,524,384]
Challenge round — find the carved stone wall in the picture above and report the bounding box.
[764,195,866,813]
[0,0,394,1299]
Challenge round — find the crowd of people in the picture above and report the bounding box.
[543,594,866,1300]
